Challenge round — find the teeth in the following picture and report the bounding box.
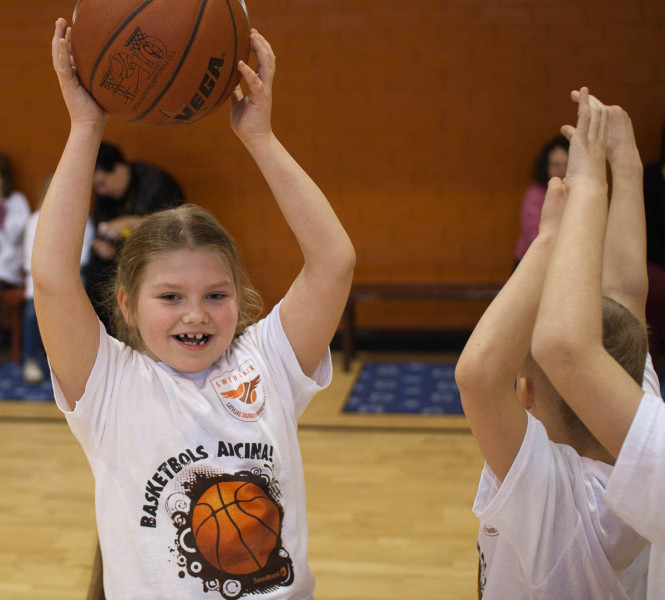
[176,333,208,345]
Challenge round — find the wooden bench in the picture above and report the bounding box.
[340,281,503,371]
[0,287,25,365]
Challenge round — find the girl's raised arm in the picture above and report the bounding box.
[230,31,355,377]
[33,19,108,409]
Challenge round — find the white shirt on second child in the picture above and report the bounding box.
[472,358,659,599]
[605,354,665,600]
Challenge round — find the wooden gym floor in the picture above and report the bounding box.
[0,348,484,600]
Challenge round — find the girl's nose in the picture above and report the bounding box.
[182,301,209,324]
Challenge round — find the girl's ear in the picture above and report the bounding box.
[117,288,136,326]
[517,376,534,410]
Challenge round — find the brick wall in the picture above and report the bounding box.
[1,0,664,331]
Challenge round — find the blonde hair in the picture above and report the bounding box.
[525,296,647,443]
[108,204,263,351]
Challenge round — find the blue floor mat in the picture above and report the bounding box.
[4,358,663,407]
[0,360,53,401]
[343,361,463,415]
[345,362,665,416]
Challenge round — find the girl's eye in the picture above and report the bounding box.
[160,294,180,301]
[208,293,227,301]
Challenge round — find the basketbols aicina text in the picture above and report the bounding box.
[71,0,250,127]
[191,480,281,574]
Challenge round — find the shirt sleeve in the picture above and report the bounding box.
[474,412,585,585]
[642,352,661,397]
[605,391,665,549]
[51,320,129,458]
[261,302,332,418]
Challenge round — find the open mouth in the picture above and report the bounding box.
[173,333,211,346]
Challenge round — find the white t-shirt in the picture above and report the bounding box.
[0,190,30,286]
[53,303,331,600]
[473,367,654,599]
[605,354,665,600]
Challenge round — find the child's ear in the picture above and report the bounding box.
[117,288,136,326]
[517,377,534,410]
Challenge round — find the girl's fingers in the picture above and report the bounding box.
[237,60,262,91]
[248,29,275,84]
[52,20,75,83]
[568,87,610,146]
[560,124,576,140]
[230,83,244,104]
[598,104,609,144]
[65,26,77,70]
[575,87,591,138]
[587,93,608,142]
[250,29,273,55]
[52,19,66,66]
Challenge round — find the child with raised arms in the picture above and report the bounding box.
[455,89,652,598]
[533,90,665,599]
[36,19,355,600]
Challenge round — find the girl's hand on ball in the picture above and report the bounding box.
[51,18,107,126]
[230,29,275,146]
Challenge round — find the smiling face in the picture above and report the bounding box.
[119,248,239,373]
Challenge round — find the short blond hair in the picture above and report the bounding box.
[525,296,647,443]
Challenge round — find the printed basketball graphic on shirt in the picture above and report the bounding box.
[191,480,280,574]
[212,360,266,422]
[168,470,293,598]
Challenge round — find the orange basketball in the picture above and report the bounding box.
[70,0,250,127]
[191,480,280,574]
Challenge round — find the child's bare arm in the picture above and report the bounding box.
[32,19,107,409]
[600,103,647,323]
[532,89,643,457]
[230,31,355,377]
[455,179,566,481]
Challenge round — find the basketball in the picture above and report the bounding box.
[70,0,250,127]
[191,480,280,574]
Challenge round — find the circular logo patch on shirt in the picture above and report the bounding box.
[211,360,265,422]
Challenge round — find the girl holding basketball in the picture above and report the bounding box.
[38,18,355,600]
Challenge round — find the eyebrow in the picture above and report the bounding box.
[151,280,234,290]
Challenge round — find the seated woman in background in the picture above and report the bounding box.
[513,135,569,267]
